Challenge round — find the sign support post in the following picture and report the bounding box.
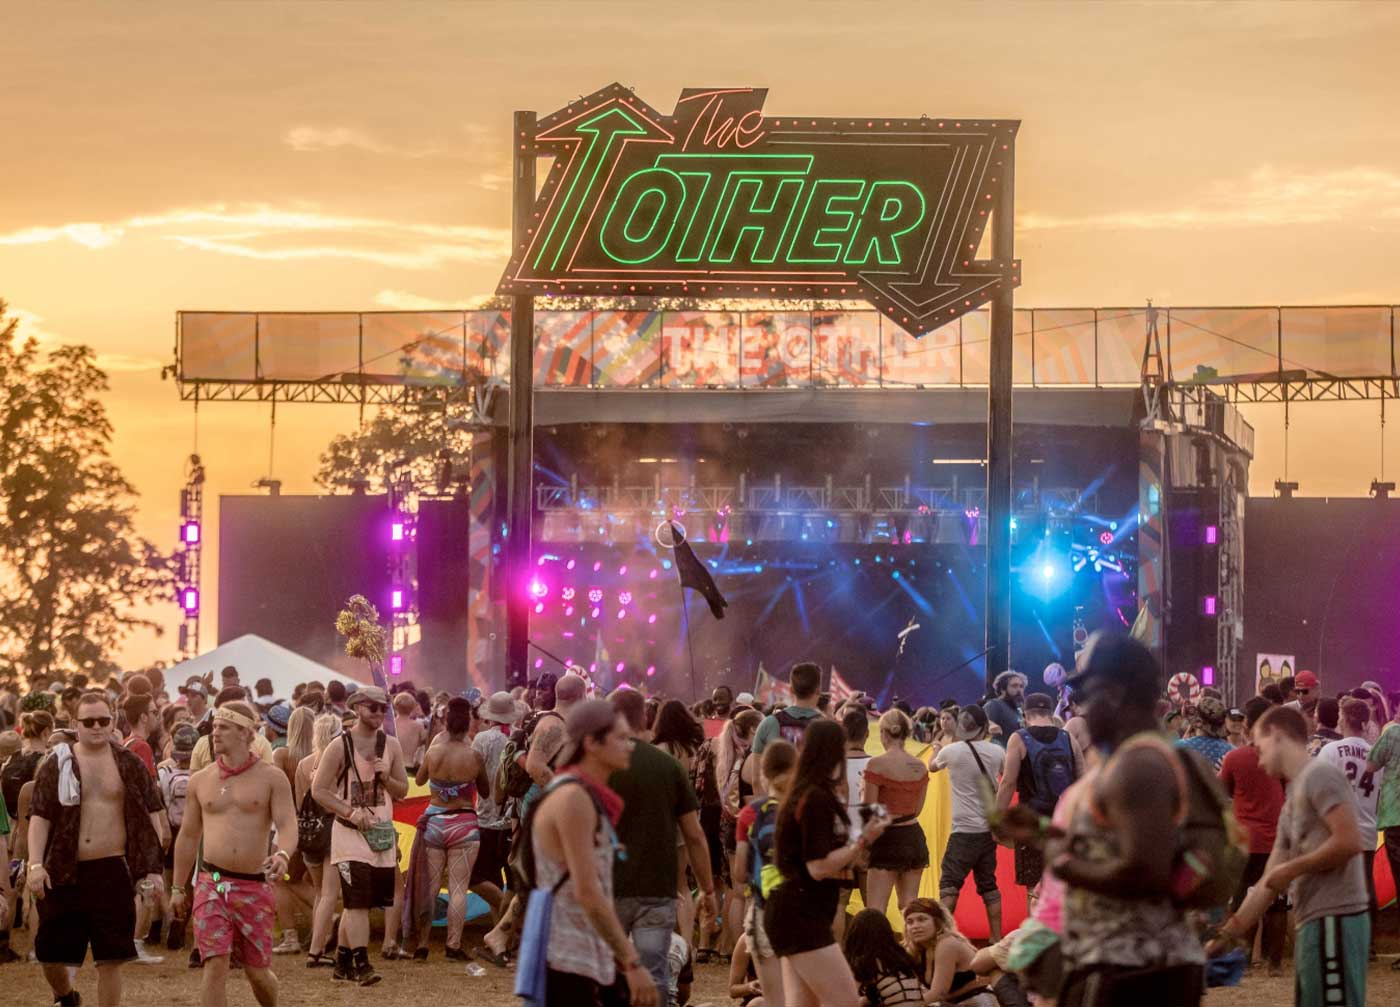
[505,110,536,690]
[985,146,1016,695]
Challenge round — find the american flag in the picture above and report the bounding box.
[753,665,793,708]
[829,667,856,705]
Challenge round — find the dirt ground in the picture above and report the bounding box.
[4,925,1399,1005]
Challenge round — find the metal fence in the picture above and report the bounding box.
[177,305,1398,389]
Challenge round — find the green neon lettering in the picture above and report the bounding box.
[655,154,812,263]
[708,176,805,264]
[533,107,649,271]
[843,181,927,266]
[599,167,686,264]
[786,179,866,264]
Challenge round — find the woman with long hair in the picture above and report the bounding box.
[403,697,489,960]
[735,741,798,1007]
[843,908,924,1006]
[716,708,762,953]
[863,709,930,917]
[934,707,960,750]
[765,719,887,1007]
[269,706,317,955]
[298,712,343,968]
[902,898,996,1006]
[652,699,708,947]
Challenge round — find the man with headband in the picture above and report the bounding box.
[172,700,298,1006]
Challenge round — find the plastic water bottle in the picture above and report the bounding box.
[465,963,487,977]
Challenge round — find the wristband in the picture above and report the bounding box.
[28,862,45,871]
[171,885,185,895]
[271,849,290,862]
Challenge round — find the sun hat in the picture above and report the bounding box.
[481,691,524,725]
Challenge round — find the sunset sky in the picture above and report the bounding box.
[3,1,1399,670]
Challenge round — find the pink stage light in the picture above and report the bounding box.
[1203,595,1217,616]
[181,521,201,545]
[615,662,625,673]
[562,587,576,600]
[1201,666,1215,686]
[618,565,628,576]
[566,559,576,570]
[390,521,404,542]
[617,608,626,619]
[534,602,544,614]
[535,658,544,669]
[588,588,603,604]
[619,591,633,605]
[646,665,656,677]
[565,605,575,616]
[391,589,404,610]
[529,579,549,599]
[649,569,658,580]
[593,561,602,572]
[180,587,199,614]
[1205,525,1218,545]
[647,614,657,625]
[590,607,601,619]
[389,654,403,676]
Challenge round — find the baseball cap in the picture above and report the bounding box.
[734,691,756,707]
[1294,670,1319,689]
[180,679,209,698]
[265,701,292,732]
[1022,692,1056,715]
[172,723,200,754]
[1065,631,1161,701]
[956,704,989,740]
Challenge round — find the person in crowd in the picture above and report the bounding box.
[121,692,169,962]
[1176,696,1233,770]
[1225,707,1248,748]
[262,701,291,751]
[736,740,798,1007]
[1218,696,1287,976]
[267,706,315,956]
[1357,684,1390,745]
[995,691,1082,909]
[27,692,167,1007]
[1049,633,1205,1007]
[191,688,274,772]
[863,709,930,918]
[524,672,584,797]
[156,722,199,951]
[310,685,408,986]
[1260,683,1285,706]
[650,698,710,957]
[932,705,961,750]
[296,713,342,969]
[752,662,824,755]
[122,695,159,778]
[844,907,925,1006]
[607,687,716,1007]
[469,691,522,929]
[171,700,298,1007]
[1316,698,1381,949]
[1288,669,1321,729]
[3,709,52,824]
[402,696,487,961]
[727,932,765,1005]
[903,898,997,1006]
[521,699,658,1007]
[182,679,212,735]
[982,671,1027,748]
[1367,694,1400,970]
[253,677,276,709]
[765,718,887,1007]
[325,681,348,718]
[712,685,735,719]
[930,705,1006,942]
[1213,705,1369,1007]
[393,692,427,774]
[1307,697,1342,757]
[716,707,762,952]
[834,705,873,936]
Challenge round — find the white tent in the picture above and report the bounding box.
[163,634,360,700]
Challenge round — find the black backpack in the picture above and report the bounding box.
[774,708,813,749]
[496,710,561,802]
[513,774,612,892]
[1018,728,1076,815]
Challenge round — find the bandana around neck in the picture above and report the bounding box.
[556,763,625,827]
[216,752,258,780]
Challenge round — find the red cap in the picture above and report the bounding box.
[1294,670,1319,688]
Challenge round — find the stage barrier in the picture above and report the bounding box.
[178,305,1400,390]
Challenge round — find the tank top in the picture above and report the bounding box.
[532,798,617,986]
[329,734,396,869]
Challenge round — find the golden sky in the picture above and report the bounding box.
[3,1,1399,669]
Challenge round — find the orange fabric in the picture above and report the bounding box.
[863,769,929,818]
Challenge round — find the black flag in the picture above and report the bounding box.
[671,523,728,620]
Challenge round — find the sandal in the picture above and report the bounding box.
[381,945,412,961]
[306,952,335,969]
[474,946,511,969]
[412,947,429,962]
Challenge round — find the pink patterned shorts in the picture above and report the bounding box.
[193,873,275,969]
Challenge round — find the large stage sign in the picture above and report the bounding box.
[497,84,1020,335]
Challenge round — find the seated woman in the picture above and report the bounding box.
[844,908,924,1006]
[903,899,997,1006]
[862,709,930,917]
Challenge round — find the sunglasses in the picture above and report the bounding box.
[358,702,387,714]
[79,716,113,729]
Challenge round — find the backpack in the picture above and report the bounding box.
[774,708,813,749]
[1114,735,1248,910]
[692,739,721,808]
[297,788,333,859]
[744,796,783,905]
[160,764,191,831]
[1018,728,1076,815]
[497,710,562,803]
[514,773,616,891]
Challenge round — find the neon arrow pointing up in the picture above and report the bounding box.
[530,104,673,273]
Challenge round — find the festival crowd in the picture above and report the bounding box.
[0,639,1398,1007]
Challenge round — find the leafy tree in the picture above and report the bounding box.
[0,302,174,681]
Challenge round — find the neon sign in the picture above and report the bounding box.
[499,84,1020,334]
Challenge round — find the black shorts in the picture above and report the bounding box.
[336,861,396,910]
[35,856,137,965]
[1014,842,1046,888]
[868,821,929,872]
[470,826,510,888]
[938,831,1001,902]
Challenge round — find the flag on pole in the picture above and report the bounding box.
[671,523,729,619]
[753,665,793,708]
[829,667,856,705]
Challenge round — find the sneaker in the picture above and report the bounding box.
[271,933,302,955]
[132,940,165,965]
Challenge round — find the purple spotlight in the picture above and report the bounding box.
[646,665,657,677]
[615,661,625,674]
[529,579,549,599]
[390,521,404,543]
[617,608,626,619]
[566,559,576,571]
[619,591,633,605]
[647,614,657,625]
[1205,525,1218,545]
[593,561,602,572]
[1201,665,1215,686]
[534,658,544,669]
[562,587,576,600]
[1203,595,1217,616]
[589,662,598,673]
[534,602,544,614]
[649,569,658,580]
[181,521,201,545]
[391,589,404,610]
[588,588,603,604]
[389,654,404,676]
[565,605,575,616]
[180,587,199,614]
[590,607,601,619]
[618,565,628,576]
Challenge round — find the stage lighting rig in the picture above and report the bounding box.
[1274,480,1299,499]
[1371,480,1395,499]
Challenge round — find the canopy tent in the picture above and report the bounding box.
[163,634,361,700]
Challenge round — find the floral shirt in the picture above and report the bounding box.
[29,741,165,886]
[1369,722,1400,831]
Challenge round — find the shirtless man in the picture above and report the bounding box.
[27,693,166,1007]
[171,701,298,1007]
